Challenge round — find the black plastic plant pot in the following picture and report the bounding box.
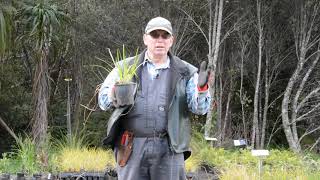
[33,173,42,180]
[0,174,10,180]
[114,82,137,106]
[16,173,25,180]
[59,172,112,180]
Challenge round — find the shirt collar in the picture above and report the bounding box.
[143,52,170,70]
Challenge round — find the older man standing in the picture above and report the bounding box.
[99,16,211,180]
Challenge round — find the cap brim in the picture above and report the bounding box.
[146,27,172,35]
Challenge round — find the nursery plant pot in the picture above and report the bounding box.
[114,82,137,106]
[0,174,10,180]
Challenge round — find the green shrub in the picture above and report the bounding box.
[0,135,59,175]
[0,152,20,174]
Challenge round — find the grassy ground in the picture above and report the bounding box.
[186,131,320,179]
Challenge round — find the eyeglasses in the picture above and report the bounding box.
[148,31,171,39]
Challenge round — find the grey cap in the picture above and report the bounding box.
[145,17,173,35]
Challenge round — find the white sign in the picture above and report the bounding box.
[233,139,247,146]
[251,150,269,157]
[204,136,217,141]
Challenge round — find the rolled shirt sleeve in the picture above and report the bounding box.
[99,65,211,114]
[98,68,120,110]
[186,73,211,115]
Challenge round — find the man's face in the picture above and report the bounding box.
[143,30,174,60]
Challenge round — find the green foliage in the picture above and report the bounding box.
[14,136,40,174]
[80,111,110,146]
[187,130,320,178]
[0,132,112,174]
[54,132,88,150]
[1,131,320,178]
[301,152,320,173]
[109,45,140,84]
[0,153,20,174]
[19,0,69,51]
[264,149,303,170]
[0,4,15,56]
[0,135,60,175]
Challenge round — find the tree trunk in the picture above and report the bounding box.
[70,57,82,133]
[281,60,303,153]
[217,67,223,146]
[281,0,320,153]
[32,50,49,153]
[252,0,262,148]
[222,88,232,142]
[261,41,270,149]
[291,49,320,143]
[69,0,83,134]
[205,0,224,139]
[237,28,250,140]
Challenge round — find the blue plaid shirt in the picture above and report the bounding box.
[98,57,211,115]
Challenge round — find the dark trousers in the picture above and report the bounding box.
[115,137,186,180]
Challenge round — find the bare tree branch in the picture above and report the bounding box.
[0,116,18,141]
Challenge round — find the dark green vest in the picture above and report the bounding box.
[102,49,197,160]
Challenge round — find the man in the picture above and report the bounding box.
[99,16,211,180]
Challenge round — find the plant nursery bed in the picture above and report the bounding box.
[0,171,117,180]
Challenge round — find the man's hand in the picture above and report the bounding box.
[198,61,211,90]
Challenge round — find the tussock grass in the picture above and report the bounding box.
[58,147,115,172]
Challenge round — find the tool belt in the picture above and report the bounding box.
[116,131,168,167]
[117,130,134,167]
[134,131,168,138]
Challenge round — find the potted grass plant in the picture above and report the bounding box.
[108,45,140,106]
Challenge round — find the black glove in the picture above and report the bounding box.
[198,61,210,88]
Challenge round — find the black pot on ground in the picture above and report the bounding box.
[59,172,116,180]
[114,82,137,107]
[0,174,10,180]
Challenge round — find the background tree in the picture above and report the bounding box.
[18,0,68,162]
[2,0,320,156]
[281,0,320,153]
[204,0,224,140]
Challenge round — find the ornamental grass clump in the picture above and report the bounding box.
[58,147,115,172]
[108,45,140,84]
[54,133,115,172]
